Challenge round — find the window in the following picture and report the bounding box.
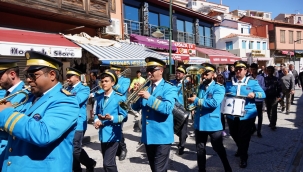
[249,41,254,49]
[297,31,302,44]
[257,41,260,49]
[177,20,185,32]
[124,5,139,21]
[241,27,250,34]
[262,42,267,50]
[241,28,243,34]
[280,30,285,43]
[226,41,233,50]
[289,30,294,44]
[242,40,246,49]
[185,21,193,33]
[148,12,159,26]
[160,14,169,28]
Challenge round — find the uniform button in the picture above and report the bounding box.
[147,110,149,112]
[146,122,149,125]
[0,128,3,131]
[12,136,15,140]
[146,116,148,118]
[200,114,202,116]
[9,148,12,152]
[7,161,11,166]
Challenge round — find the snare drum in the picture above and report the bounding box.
[221,97,246,117]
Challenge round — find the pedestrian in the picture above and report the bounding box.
[225,61,266,168]
[222,66,230,80]
[128,70,145,93]
[289,64,298,104]
[264,66,282,130]
[188,63,232,172]
[94,69,127,172]
[250,63,266,138]
[66,67,97,172]
[298,70,303,91]
[132,57,177,172]
[228,66,235,80]
[0,51,79,171]
[258,65,265,75]
[280,67,295,114]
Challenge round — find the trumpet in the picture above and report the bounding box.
[62,82,69,89]
[90,81,102,93]
[119,77,150,111]
[118,68,131,78]
[0,86,30,108]
[182,65,205,111]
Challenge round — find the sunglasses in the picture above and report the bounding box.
[235,68,246,72]
[24,73,43,81]
[66,74,74,79]
[146,67,160,73]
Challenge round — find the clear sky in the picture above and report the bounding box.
[208,0,302,19]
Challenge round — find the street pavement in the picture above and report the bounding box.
[82,89,303,172]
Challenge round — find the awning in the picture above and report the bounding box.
[77,42,173,66]
[0,28,82,58]
[281,50,294,55]
[130,34,177,52]
[184,57,210,64]
[196,47,241,64]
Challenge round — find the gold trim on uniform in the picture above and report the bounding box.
[147,61,163,67]
[154,100,161,110]
[0,63,18,70]
[110,67,121,71]
[61,89,73,96]
[235,63,247,68]
[105,72,116,83]
[4,112,19,132]
[177,67,185,73]
[205,66,215,71]
[25,52,30,59]
[66,71,80,76]
[9,114,25,135]
[27,59,59,69]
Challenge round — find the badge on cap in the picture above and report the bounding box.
[25,52,30,59]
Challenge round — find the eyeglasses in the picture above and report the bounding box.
[235,68,246,72]
[24,73,43,81]
[146,68,160,73]
[66,74,74,79]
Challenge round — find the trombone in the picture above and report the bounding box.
[118,68,131,78]
[0,86,30,108]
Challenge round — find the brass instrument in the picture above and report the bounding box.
[118,68,131,78]
[62,82,69,89]
[119,77,150,111]
[182,65,205,111]
[90,82,102,93]
[0,86,30,108]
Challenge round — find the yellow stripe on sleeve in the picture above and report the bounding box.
[152,99,159,109]
[154,100,162,110]
[4,112,19,132]
[9,114,24,135]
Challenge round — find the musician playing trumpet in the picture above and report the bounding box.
[0,60,29,171]
[132,57,177,172]
[187,63,232,172]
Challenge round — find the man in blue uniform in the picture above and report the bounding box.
[110,65,130,161]
[94,69,127,172]
[170,65,189,155]
[225,61,266,168]
[132,57,177,172]
[0,60,29,170]
[66,67,96,172]
[188,63,232,172]
[0,51,79,172]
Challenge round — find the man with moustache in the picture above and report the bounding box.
[94,69,127,172]
[110,65,130,161]
[170,65,189,155]
[225,61,265,168]
[188,63,232,172]
[0,60,29,171]
[0,51,79,171]
[132,57,177,172]
[65,67,96,172]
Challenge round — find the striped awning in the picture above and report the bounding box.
[77,42,172,66]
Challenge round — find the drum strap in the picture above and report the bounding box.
[232,77,250,96]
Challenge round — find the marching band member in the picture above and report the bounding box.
[225,61,266,168]
[65,67,96,172]
[110,65,130,161]
[0,60,29,170]
[170,65,188,155]
[188,63,232,172]
[132,57,177,172]
[0,51,79,171]
[93,69,127,172]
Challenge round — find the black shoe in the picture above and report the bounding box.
[234,151,240,157]
[271,126,277,130]
[177,147,185,155]
[86,160,96,172]
[251,127,257,135]
[119,150,127,161]
[286,110,290,114]
[257,132,262,138]
[281,107,285,112]
[239,160,247,168]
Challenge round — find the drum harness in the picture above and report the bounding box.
[231,76,250,96]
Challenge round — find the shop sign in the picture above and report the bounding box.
[101,59,174,66]
[251,50,265,57]
[173,42,196,55]
[0,43,82,58]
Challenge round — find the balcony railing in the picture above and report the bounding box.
[124,19,214,47]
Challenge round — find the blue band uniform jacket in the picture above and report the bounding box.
[66,82,90,131]
[0,83,79,172]
[94,91,127,143]
[132,79,177,145]
[193,81,225,131]
[225,77,266,120]
[170,79,183,104]
[0,81,29,167]
[113,76,130,97]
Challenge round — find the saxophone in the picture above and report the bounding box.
[119,77,150,111]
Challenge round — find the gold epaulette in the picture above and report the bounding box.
[115,92,123,96]
[82,82,88,86]
[165,80,174,85]
[61,89,73,96]
[216,82,223,86]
